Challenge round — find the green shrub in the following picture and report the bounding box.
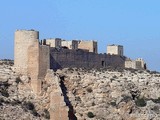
[1,89,9,97]
[22,101,40,117]
[87,112,95,118]
[152,97,160,103]
[0,98,4,106]
[135,98,146,107]
[0,81,10,89]
[44,109,50,119]
[0,98,4,103]
[110,101,116,107]
[86,87,93,93]
[75,96,81,101]
[121,95,132,103]
[31,109,39,117]
[23,101,35,110]
[92,102,95,106]
[15,77,23,84]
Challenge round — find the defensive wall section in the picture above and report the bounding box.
[14,30,50,93]
[14,30,69,120]
[50,48,125,70]
[125,58,146,70]
[14,30,39,74]
[14,29,146,120]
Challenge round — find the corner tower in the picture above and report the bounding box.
[14,29,50,94]
[14,30,39,74]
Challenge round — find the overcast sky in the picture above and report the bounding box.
[0,0,160,71]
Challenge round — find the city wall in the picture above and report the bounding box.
[50,48,125,70]
[14,30,69,120]
[14,29,146,120]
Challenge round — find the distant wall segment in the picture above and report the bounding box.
[50,48,125,70]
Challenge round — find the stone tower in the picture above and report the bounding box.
[107,44,123,56]
[78,40,98,53]
[14,30,39,74]
[14,29,50,93]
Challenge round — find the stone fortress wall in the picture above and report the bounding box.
[14,29,146,77]
[14,29,147,120]
[125,58,147,70]
[43,37,145,70]
[50,48,125,70]
[14,30,50,93]
[42,37,126,70]
[14,30,69,120]
[14,30,39,74]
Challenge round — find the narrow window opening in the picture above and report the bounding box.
[102,61,105,67]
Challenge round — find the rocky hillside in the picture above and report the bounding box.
[1,62,160,120]
[0,63,49,120]
[57,68,160,120]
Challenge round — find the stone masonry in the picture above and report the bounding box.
[14,29,69,120]
[107,44,123,56]
[78,40,98,53]
[14,30,39,74]
[14,29,147,120]
[125,58,146,70]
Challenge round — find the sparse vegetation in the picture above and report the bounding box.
[121,95,132,103]
[15,77,23,84]
[87,112,95,118]
[150,71,160,74]
[43,109,50,119]
[86,87,93,93]
[1,89,9,97]
[22,101,39,116]
[22,101,35,110]
[75,96,81,101]
[0,59,14,65]
[0,98,4,106]
[92,102,95,106]
[0,81,10,89]
[135,98,146,107]
[152,97,160,104]
[31,109,39,117]
[110,101,116,107]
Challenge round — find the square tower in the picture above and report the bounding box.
[78,40,98,53]
[107,44,123,56]
[61,40,78,50]
[46,38,61,48]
